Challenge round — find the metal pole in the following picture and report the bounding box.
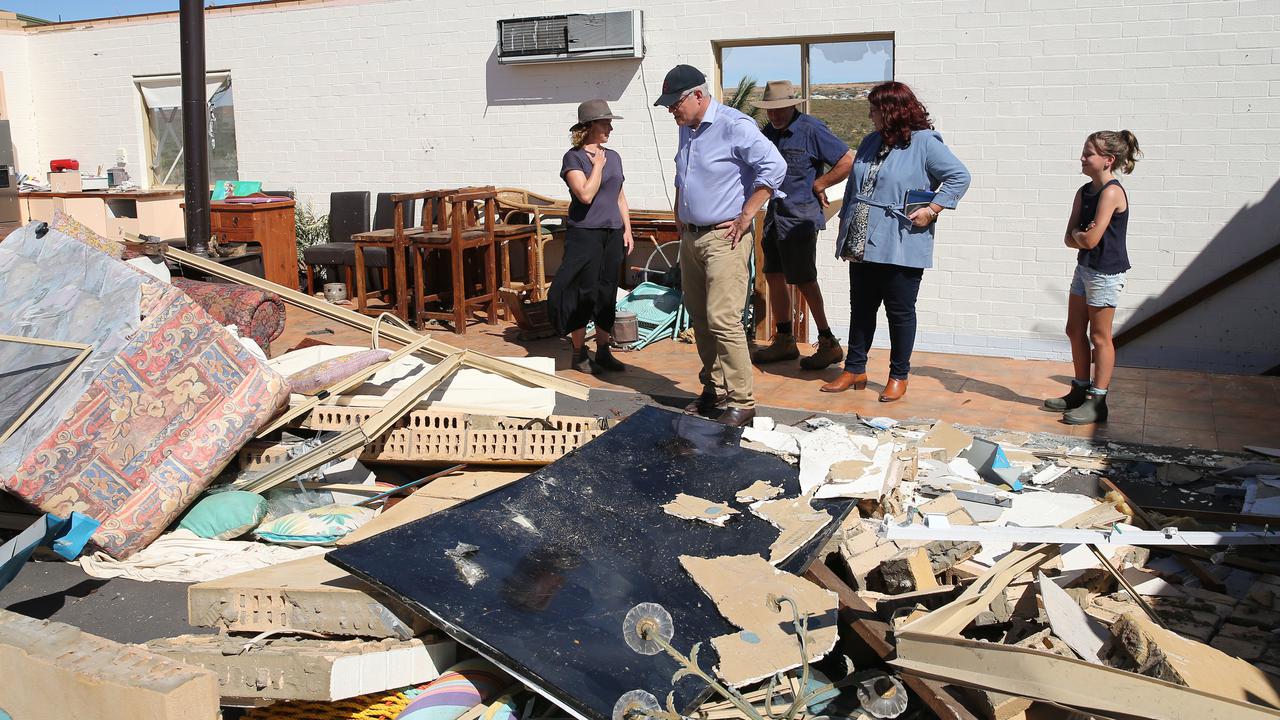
[180,0,210,255]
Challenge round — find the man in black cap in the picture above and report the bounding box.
[654,64,786,427]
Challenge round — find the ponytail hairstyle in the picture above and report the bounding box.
[868,81,933,148]
[1087,130,1142,174]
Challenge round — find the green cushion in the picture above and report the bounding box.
[254,503,377,546]
[178,491,268,541]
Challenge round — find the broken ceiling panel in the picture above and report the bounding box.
[329,406,855,720]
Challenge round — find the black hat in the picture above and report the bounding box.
[654,64,706,107]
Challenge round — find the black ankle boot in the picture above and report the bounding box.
[1044,382,1089,411]
[593,345,625,372]
[571,346,593,374]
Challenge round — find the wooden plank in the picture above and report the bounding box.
[805,562,980,720]
[166,247,590,400]
[1115,240,1280,348]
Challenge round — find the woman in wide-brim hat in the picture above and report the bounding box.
[548,99,635,374]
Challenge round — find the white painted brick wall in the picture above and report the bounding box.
[0,0,1276,372]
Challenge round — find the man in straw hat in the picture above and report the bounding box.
[654,64,786,427]
[751,79,853,370]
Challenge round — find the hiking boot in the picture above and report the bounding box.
[751,333,799,364]
[593,345,626,373]
[685,387,728,417]
[570,346,593,374]
[1063,392,1109,425]
[800,336,844,370]
[1044,382,1090,412]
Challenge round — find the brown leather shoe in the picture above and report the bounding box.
[684,388,728,417]
[717,407,756,427]
[820,371,868,393]
[879,377,908,402]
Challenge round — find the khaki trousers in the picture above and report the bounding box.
[680,226,754,409]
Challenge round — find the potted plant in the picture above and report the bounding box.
[294,198,330,291]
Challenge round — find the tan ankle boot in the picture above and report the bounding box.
[751,333,799,364]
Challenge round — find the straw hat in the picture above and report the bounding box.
[752,80,806,110]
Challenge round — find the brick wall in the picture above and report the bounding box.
[4,0,1277,371]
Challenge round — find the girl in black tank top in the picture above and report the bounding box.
[1044,130,1141,426]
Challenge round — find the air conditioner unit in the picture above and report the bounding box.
[497,10,643,64]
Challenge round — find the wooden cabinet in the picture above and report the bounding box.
[210,200,297,290]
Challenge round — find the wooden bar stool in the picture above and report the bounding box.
[409,187,499,333]
[352,191,442,320]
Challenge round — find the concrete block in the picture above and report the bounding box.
[0,609,218,720]
[188,554,430,638]
[144,634,455,702]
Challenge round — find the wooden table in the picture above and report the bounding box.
[209,200,297,290]
[21,189,184,240]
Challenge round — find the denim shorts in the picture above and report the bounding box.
[1070,263,1126,308]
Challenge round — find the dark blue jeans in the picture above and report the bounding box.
[844,261,924,380]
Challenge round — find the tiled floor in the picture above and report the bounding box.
[272,307,1280,453]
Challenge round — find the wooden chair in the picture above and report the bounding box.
[494,187,570,302]
[352,191,442,320]
[409,186,499,333]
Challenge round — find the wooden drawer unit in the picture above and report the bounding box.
[209,200,297,290]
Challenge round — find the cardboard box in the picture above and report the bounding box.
[48,171,82,193]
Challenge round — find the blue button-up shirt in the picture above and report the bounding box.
[674,99,786,226]
[763,111,850,231]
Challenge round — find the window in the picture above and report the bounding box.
[715,35,894,147]
[136,73,239,188]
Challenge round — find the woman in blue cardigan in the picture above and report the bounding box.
[821,82,971,402]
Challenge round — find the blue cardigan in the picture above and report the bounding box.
[835,129,971,269]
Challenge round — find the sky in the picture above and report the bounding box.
[5,1,256,22]
[722,40,893,88]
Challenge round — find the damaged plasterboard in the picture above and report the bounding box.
[736,480,783,503]
[918,422,973,461]
[664,493,740,526]
[1037,572,1108,664]
[797,424,878,494]
[339,468,530,545]
[815,436,896,500]
[679,554,838,687]
[749,493,834,564]
[145,634,455,702]
[0,609,219,720]
[187,554,431,638]
[741,426,801,457]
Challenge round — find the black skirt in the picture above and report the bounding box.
[547,226,625,337]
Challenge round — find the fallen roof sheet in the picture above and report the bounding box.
[328,405,855,720]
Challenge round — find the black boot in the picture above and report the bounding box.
[593,345,625,372]
[571,346,593,374]
[1063,392,1109,425]
[1044,382,1089,411]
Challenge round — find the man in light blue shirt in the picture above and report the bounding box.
[655,64,786,427]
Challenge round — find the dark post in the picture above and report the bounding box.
[180,0,210,255]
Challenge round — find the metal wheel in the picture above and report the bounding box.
[641,240,680,287]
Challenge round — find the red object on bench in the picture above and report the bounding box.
[50,159,79,172]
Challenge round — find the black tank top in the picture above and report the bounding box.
[1076,179,1130,274]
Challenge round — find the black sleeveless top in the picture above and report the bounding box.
[1076,178,1130,274]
